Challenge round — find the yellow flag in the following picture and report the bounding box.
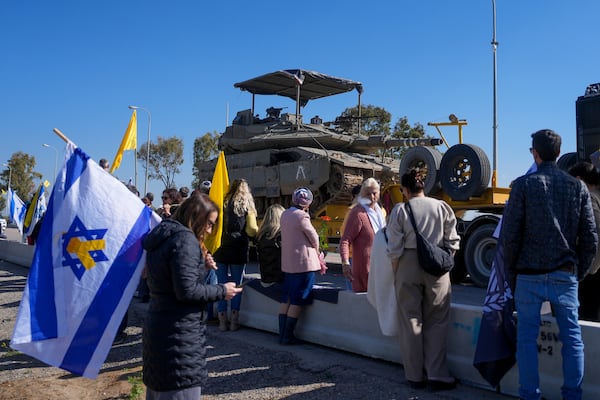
[205,151,230,254]
[110,110,137,173]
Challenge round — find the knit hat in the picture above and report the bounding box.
[292,187,313,208]
[199,180,212,194]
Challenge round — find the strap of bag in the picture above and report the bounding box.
[404,201,420,235]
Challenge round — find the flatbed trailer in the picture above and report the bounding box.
[314,119,511,288]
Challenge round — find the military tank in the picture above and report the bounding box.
[197,69,442,216]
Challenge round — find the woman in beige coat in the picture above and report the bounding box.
[386,169,460,391]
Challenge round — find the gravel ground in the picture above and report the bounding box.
[0,259,513,400]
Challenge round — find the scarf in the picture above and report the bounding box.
[359,197,386,233]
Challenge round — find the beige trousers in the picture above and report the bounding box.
[394,249,452,382]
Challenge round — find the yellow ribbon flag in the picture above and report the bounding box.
[205,151,230,254]
[110,110,137,173]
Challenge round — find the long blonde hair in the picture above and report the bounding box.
[257,204,285,241]
[226,179,257,216]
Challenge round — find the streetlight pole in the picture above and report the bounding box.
[128,105,151,196]
[3,162,11,219]
[42,143,58,184]
[491,0,499,188]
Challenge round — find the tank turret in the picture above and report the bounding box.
[197,70,442,216]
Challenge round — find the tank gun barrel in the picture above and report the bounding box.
[347,135,443,152]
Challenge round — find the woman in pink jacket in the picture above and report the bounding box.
[278,187,324,344]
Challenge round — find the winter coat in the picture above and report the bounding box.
[141,219,226,392]
[280,206,321,274]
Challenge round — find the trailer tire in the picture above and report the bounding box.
[557,152,577,172]
[399,146,443,195]
[464,224,496,288]
[440,144,491,201]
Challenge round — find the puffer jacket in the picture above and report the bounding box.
[142,219,226,392]
[257,231,283,284]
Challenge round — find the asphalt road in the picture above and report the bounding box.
[0,257,512,400]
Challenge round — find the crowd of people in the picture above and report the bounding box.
[96,129,600,400]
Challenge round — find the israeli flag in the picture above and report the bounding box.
[11,142,160,378]
[8,188,26,234]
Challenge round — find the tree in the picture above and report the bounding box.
[391,116,427,158]
[137,136,184,190]
[192,131,220,188]
[337,104,391,137]
[1,151,42,200]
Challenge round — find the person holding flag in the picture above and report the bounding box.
[502,130,597,400]
[203,152,228,325]
[141,192,241,399]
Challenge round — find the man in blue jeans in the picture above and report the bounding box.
[502,129,598,400]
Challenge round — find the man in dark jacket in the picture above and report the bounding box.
[502,129,597,400]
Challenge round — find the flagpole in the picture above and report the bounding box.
[128,105,151,196]
[52,128,70,143]
[134,148,138,190]
[491,0,499,188]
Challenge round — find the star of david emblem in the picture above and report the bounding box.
[62,216,108,280]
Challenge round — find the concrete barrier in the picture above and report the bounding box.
[239,283,600,400]
[0,240,34,267]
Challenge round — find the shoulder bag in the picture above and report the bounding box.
[405,201,454,276]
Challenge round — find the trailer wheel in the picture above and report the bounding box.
[557,152,577,172]
[464,224,496,288]
[399,146,443,195]
[440,144,491,201]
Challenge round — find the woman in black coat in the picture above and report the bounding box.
[142,193,241,399]
[256,204,285,285]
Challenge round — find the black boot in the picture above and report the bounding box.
[278,314,287,344]
[282,316,301,345]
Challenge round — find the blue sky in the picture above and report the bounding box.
[2,1,599,202]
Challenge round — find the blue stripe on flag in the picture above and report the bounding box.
[59,208,151,375]
[27,148,86,340]
[28,191,58,341]
[65,148,89,194]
